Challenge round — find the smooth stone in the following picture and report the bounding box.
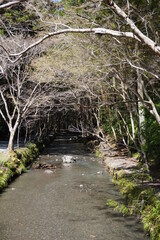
[44,169,53,174]
[62,155,76,163]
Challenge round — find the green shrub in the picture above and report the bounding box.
[142,201,160,240]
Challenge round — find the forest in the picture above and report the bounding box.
[0,0,160,239]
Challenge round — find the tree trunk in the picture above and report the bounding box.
[111,125,117,142]
[137,70,145,145]
[17,123,21,148]
[137,70,149,171]
[8,129,15,152]
[7,117,20,152]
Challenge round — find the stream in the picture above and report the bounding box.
[0,133,148,240]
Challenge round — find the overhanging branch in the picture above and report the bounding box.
[7,28,140,59]
[0,0,26,10]
[106,0,160,56]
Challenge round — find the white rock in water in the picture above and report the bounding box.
[97,171,103,175]
[44,169,53,174]
[62,155,76,163]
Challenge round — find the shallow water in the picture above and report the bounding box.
[0,135,148,240]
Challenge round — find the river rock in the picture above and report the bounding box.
[41,163,56,169]
[32,162,41,169]
[104,156,138,171]
[62,155,76,163]
[32,162,56,170]
[44,169,53,174]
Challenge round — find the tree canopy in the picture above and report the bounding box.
[0,0,160,160]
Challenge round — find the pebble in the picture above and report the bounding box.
[90,235,96,238]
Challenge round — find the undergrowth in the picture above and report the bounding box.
[107,170,160,240]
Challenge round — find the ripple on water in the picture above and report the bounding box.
[0,139,148,240]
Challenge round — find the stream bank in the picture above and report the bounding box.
[97,140,160,240]
[0,136,52,192]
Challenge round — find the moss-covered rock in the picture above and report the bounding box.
[0,142,43,192]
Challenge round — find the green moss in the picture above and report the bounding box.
[0,174,8,189]
[95,149,102,158]
[0,141,43,192]
[0,29,4,35]
[132,152,140,159]
[0,169,13,190]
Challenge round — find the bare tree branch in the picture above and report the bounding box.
[106,0,160,56]
[0,0,26,10]
[5,28,140,59]
[125,58,160,80]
